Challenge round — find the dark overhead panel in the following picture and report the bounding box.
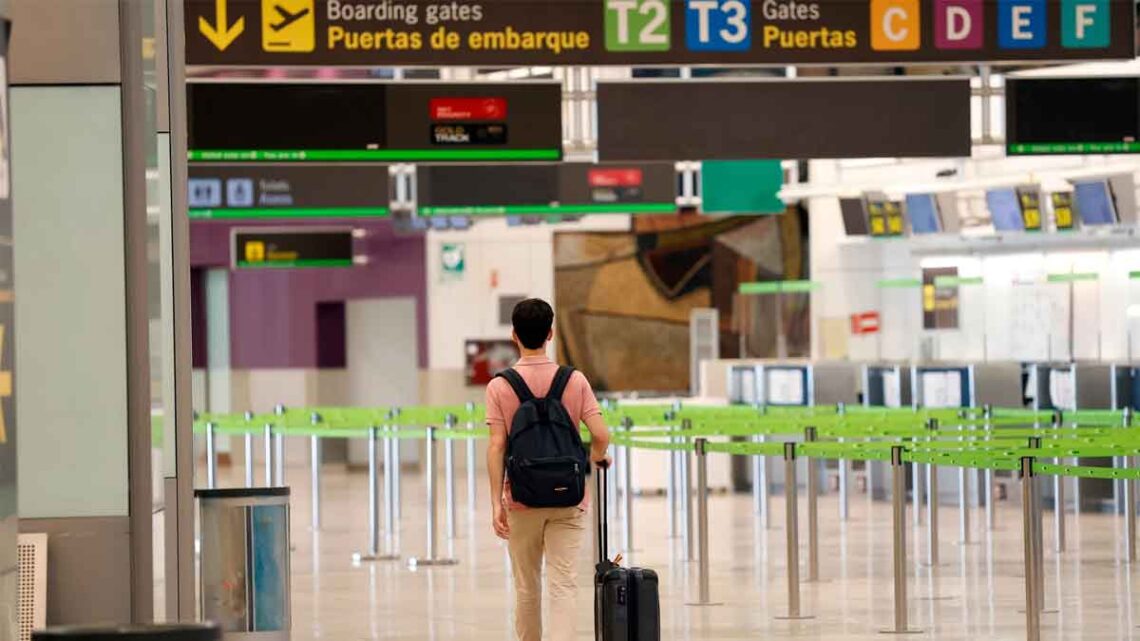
[416,163,677,216]
[596,78,972,160]
[187,82,562,162]
[1006,76,1140,155]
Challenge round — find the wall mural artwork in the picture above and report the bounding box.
[554,208,809,392]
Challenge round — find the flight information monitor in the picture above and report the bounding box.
[905,193,941,235]
[986,188,1025,232]
[188,82,562,162]
[1073,180,1118,225]
[1007,77,1140,155]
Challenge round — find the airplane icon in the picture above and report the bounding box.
[269,4,310,32]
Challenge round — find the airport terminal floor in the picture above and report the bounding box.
[208,459,1140,641]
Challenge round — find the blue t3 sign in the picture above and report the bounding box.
[685,0,752,51]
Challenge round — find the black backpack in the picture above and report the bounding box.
[498,366,589,508]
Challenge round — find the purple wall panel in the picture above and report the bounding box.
[190,220,427,368]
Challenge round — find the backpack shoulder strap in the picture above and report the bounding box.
[495,368,535,403]
[547,366,576,401]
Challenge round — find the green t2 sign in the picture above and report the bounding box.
[605,0,671,51]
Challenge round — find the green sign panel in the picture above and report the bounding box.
[700,160,783,215]
[739,280,819,295]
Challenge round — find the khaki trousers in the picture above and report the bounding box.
[507,507,586,641]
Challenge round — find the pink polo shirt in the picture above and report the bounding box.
[486,355,602,511]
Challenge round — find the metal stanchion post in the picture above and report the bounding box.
[776,442,812,620]
[384,425,400,557]
[310,413,323,531]
[927,462,939,567]
[882,445,919,634]
[354,426,400,562]
[444,414,457,544]
[983,408,995,532]
[622,418,634,555]
[682,418,694,561]
[687,438,721,607]
[805,427,819,583]
[206,422,217,489]
[1021,456,1041,641]
[757,434,770,529]
[274,404,287,486]
[244,432,254,488]
[959,466,970,544]
[839,441,849,522]
[667,413,678,539]
[243,412,255,488]
[391,410,402,523]
[409,427,458,568]
[1053,456,1066,553]
[1026,437,1047,613]
[466,418,477,516]
[310,435,322,531]
[263,424,274,486]
[912,455,923,527]
[1121,456,1130,561]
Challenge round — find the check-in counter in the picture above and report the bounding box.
[1030,362,1117,512]
[861,363,913,408]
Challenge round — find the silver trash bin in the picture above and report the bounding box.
[195,488,291,640]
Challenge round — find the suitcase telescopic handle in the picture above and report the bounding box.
[596,461,609,563]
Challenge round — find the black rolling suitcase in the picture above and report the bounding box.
[594,465,660,641]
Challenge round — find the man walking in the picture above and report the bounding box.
[486,298,611,641]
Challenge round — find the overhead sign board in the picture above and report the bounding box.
[598,79,971,160]
[188,165,390,219]
[416,162,676,216]
[187,82,561,162]
[1006,77,1140,155]
[186,0,1134,66]
[232,228,356,268]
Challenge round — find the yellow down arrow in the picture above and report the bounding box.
[199,0,245,52]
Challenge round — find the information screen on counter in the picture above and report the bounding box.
[597,79,971,160]
[232,228,355,269]
[188,165,390,219]
[188,82,562,162]
[1051,192,1075,230]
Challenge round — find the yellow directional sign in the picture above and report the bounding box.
[262,0,315,53]
[199,0,244,52]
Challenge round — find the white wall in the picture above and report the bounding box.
[807,153,1140,364]
[424,216,631,372]
[14,87,130,518]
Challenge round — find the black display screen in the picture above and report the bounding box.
[189,83,387,150]
[1007,77,1140,155]
[597,79,971,160]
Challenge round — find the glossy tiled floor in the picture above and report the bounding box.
[213,463,1140,641]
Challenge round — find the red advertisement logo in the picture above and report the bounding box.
[588,168,643,188]
[430,97,508,121]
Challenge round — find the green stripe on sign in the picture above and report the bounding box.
[739,280,820,294]
[236,259,354,269]
[417,202,675,216]
[1131,271,1140,280]
[189,207,390,220]
[188,148,562,162]
[1008,141,1140,155]
[1047,272,1099,283]
[877,278,922,289]
[933,276,983,287]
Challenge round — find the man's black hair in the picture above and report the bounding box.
[512,298,554,350]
